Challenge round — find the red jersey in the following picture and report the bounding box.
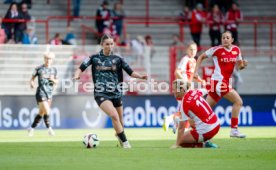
[205,45,242,83]
[225,9,243,31]
[190,10,206,33]
[207,11,224,31]
[177,55,196,81]
[180,89,219,134]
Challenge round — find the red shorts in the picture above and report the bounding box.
[206,80,232,102]
[190,124,220,142]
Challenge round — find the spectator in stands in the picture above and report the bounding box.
[73,0,81,17]
[145,35,156,60]
[178,6,191,22]
[20,0,32,9]
[130,35,145,65]
[207,4,224,46]
[209,0,233,14]
[0,16,7,43]
[225,2,243,45]
[170,34,184,47]
[111,2,125,37]
[22,28,37,44]
[189,3,206,48]
[3,2,21,43]
[50,33,63,45]
[95,0,111,34]
[3,0,13,4]
[17,3,31,43]
[131,35,145,55]
[64,26,77,45]
[103,18,117,38]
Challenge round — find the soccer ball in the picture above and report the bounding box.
[83,133,100,148]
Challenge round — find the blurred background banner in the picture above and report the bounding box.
[0,95,275,129]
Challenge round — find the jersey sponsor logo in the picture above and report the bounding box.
[96,65,117,71]
[220,58,237,63]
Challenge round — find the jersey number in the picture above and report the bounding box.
[196,97,212,115]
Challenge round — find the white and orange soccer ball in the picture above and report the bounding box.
[83,133,100,148]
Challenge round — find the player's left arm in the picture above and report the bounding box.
[131,72,148,80]
[121,57,148,80]
[175,120,186,147]
[237,50,248,70]
[49,68,58,85]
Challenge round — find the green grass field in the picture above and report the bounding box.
[0,127,276,170]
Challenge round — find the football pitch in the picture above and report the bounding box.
[0,127,276,170]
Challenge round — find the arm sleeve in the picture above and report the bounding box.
[179,102,189,121]
[79,56,93,72]
[205,47,216,58]
[180,109,189,121]
[121,58,133,76]
[32,67,38,77]
[54,67,58,79]
[237,47,242,61]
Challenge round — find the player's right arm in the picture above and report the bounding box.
[30,76,36,89]
[30,67,38,89]
[73,56,93,80]
[193,53,207,81]
[194,47,216,81]
[175,120,186,146]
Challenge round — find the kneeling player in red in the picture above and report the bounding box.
[171,79,220,148]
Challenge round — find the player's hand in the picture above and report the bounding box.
[170,144,182,149]
[30,81,35,89]
[72,76,80,80]
[140,74,148,80]
[243,60,248,67]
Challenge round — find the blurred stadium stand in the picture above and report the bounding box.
[0,0,275,95]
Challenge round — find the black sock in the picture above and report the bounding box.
[117,131,127,142]
[31,115,42,128]
[43,114,50,128]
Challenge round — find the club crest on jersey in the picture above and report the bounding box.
[232,51,238,55]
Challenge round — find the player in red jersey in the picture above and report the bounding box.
[171,79,220,148]
[194,31,248,138]
[163,42,205,133]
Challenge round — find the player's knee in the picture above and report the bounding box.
[235,98,243,107]
[110,113,120,122]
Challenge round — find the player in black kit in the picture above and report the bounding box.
[73,34,148,148]
[28,52,58,136]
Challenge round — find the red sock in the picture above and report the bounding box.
[231,117,239,128]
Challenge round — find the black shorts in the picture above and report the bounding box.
[35,92,52,104]
[94,96,122,107]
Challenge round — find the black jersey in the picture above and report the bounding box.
[79,50,133,98]
[32,64,57,98]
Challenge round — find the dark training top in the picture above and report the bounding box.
[32,64,57,98]
[79,50,134,98]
